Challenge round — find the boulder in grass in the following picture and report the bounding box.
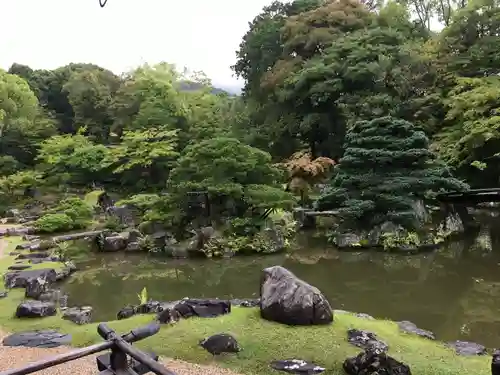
[199,333,241,356]
[343,349,411,375]
[16,300,57,318]
[260,266,333,325]
[62,306,93,325]
[347,329,389,353]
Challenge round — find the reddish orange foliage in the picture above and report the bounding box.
[279,151,336,181]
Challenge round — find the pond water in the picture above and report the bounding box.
[61,232,500,348]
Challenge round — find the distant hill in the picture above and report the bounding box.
[178,80,242,96]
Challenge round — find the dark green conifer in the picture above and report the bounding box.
[316,116,469,230]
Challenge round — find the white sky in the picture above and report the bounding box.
[0,0,275,90]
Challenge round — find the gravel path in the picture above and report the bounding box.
[0,337,243,375]
[0,330,243,375]
[0,239,6,258]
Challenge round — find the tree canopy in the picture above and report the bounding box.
[3,0,498,226]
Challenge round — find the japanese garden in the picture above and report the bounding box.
[1,0,500,374]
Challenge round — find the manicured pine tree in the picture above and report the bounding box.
[316,116,469,230]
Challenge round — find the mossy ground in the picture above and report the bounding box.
[0,236,491,375]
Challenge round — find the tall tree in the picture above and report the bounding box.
[0,69,56,166]
[438,0,500,77]
[233,0,323,98]
[63,68,121,143]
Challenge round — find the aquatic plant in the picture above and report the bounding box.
[137,287,148,305]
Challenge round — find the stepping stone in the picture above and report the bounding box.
[270,360,325,374]
[347,329,389,352]
[8,264,31,271]
[2,330,71,348]
[16,252,50,260]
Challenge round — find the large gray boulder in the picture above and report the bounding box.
[260,266,333,325]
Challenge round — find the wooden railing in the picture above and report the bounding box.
[0,323,175,375]
[437,188,500,204]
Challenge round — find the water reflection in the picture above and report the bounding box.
[62,236,500,348]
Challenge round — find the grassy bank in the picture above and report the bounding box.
[0,236,491,375]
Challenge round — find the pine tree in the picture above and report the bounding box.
[316,116,469,231]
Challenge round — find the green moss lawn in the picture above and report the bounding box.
[0,236,491,375]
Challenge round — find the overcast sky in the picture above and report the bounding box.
[0,0,274,90]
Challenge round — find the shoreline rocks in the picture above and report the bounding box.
[62,306,93,325]
[116,297,260,322]
[398,320,435,340]
[446,340,487,356]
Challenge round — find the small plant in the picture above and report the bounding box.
[381,231,421,250]
[138,235,156,252]
[54,241,70,260]
[137,287,148,305]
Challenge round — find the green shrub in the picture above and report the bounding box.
[227,217,262,236]
[53,240,92,261]
[104,216,125,231]
[34,213,74,233]
[35,197,94,233]
[50,197,93,229]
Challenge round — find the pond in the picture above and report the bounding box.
[61,232,500,348]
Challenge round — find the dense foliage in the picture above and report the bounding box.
[2,0,498,236]
[317,117,469,230]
